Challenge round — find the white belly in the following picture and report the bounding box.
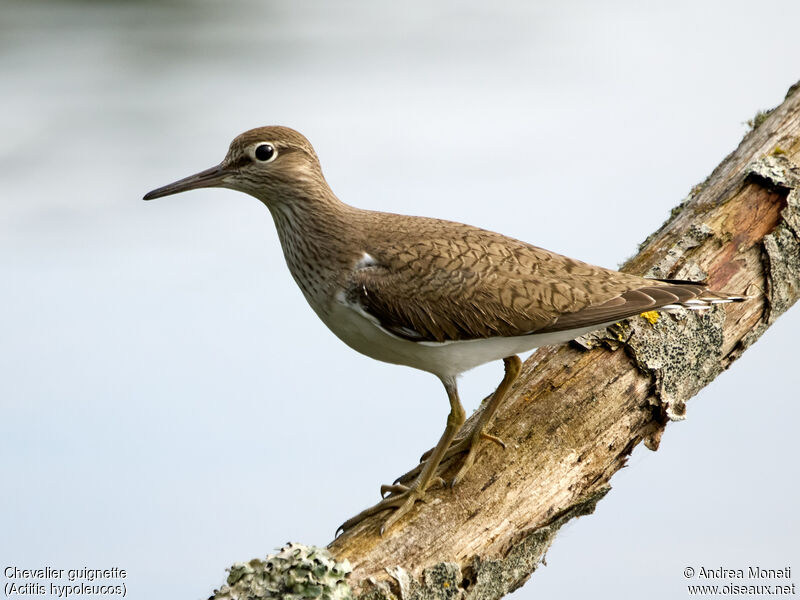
[315,298,614,380]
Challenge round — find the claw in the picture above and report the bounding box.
[380,483,409,497]
[480,431,506,449]
[338,486,426,536]
[450,447,478,487]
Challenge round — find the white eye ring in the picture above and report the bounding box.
[251,142,278,162]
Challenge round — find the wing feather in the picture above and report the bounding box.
[343,214,740,343]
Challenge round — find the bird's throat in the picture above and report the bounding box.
[267,193,361,311]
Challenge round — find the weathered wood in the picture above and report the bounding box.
[326,81,800,600]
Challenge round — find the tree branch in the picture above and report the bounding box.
[209,81,800,600]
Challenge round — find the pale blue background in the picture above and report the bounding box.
[1,2,798,599]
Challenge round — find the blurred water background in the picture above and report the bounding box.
[1,1,798,598]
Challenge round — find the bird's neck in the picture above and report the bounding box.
[265,187,361,309]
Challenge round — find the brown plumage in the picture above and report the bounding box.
[144,125,746,534]
[344,213,733,343]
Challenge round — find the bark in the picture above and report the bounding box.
[210,81,800,600]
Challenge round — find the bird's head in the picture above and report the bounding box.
[143,126,327,204]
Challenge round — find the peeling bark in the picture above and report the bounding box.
[208,81,800,600]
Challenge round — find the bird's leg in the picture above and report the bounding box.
[445,355,521,486]
[402,355,522,487]
[337,377,465,535]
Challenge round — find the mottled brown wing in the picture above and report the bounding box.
[535,282,708,333]
[345,259,558,342]
[345,216,708,343]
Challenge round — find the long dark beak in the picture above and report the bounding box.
[143,165,230,200]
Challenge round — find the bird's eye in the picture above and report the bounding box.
[254,143,277,162]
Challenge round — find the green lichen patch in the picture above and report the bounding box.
[747,155,800,192]
[762,194,800,323]
[623,156,800,421]
[211,543,352,600]
[612,306,727,421]
[644,223,712,279]
[745,156,800,325]
[747,108,774,131]
[573,297,728,423]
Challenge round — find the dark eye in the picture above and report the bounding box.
[254,143,276,162]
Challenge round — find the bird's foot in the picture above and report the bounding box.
[381,476,445,497]
[337,481,432,536]
[403,356,520,486]
[398,428,507,487]
[419,429,506,462]
[446,428,507,486]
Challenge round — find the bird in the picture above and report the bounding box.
[144,126,746,534]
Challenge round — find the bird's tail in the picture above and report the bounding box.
[656,280,750,311]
